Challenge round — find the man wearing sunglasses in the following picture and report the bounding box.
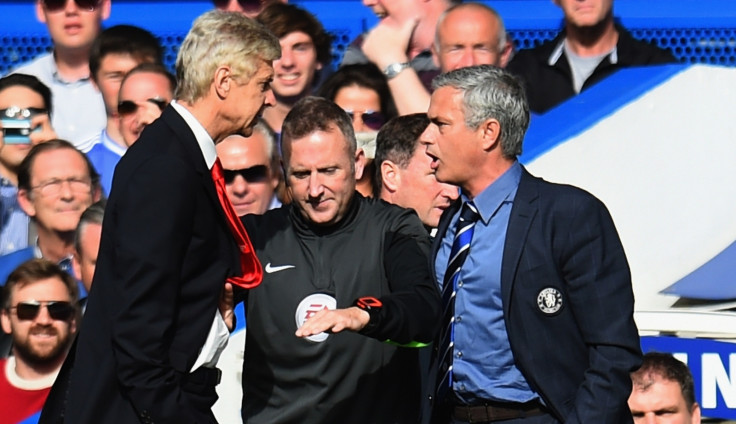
[117,63,176,148]
[85,25,163,195]
[215,120,281,217]
[12,0,111,151]
[89,63,174,195]
[0,74,58,257]
[40,11,280,424]
[0,259,80,424]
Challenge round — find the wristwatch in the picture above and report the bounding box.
[383,62,410,79]
[353,296,382,331]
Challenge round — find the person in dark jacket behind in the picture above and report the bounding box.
[239,96,441,424]
[507,0,676,114]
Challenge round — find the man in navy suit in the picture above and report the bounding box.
[422,65,641,423]
[40,11,280,424]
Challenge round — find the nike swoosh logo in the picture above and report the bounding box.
[265,263,295,273]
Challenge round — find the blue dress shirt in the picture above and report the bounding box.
[0,177,29,255]
[86,129,126,196]
[435,161,538,404]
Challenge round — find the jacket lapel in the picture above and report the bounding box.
[500,168,539,317]
[161,107,231,233]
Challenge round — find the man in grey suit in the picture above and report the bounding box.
[423,65,641,423]
[40,11,280,424]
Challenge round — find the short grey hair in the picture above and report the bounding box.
[175,10,281,103]
[432,65,529,158]
[435,2,507,55]
[252,119,276,162]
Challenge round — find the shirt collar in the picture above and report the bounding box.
[100,129,127,157]
[463,161,522,224]
[170,100,217,169]
[46,53,91,85]
[549,36,618,66]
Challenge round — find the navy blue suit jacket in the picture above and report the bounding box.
[429,168,641,423]
[40,106,241,424]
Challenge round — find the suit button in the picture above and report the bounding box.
[456,351,463,358]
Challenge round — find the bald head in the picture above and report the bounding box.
[433,2,511,72]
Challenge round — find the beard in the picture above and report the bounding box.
[12,324,72,367]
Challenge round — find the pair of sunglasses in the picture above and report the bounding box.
[7,301,75,321]
[343,109,386,131]
[223,165,269,184]
[212,0,270,10]
[117,97,168,117]
[42,0,102,12]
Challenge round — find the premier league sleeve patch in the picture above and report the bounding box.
[295,293,337,342]
[537,287,563,315]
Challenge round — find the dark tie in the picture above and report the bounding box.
[436,201,480,402]
[211,158,263,289]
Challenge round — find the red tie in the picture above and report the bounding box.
[211,158,263,289]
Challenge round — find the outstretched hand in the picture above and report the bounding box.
[295,307,370,338]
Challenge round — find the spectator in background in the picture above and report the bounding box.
[213,0,286,18]
[375,113,457,231]
[211,120,282,423]
[433,2,513,73]
[117,63,176,149]
[318,63,397,197]
[0,140,101,287]
[12,0,111,150]
[85,25,163,194]
[89,63,176,194]
[257,2,333,133]
[629,352,701,424]
[0,259,80,424]
[215,120,281,217]
[0,74,57,255]
[507,0,676,114]
[71,200,105,294]
[345,0,454,115]
[86,25,163,151]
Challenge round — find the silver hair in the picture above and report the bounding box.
[432,65,529,158]
[252,119,276,160]
[175,10,280,103]
[435,2,507,55]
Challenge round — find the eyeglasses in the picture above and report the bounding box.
[212,0,272,10]
[117,98,169,117]
[1,107,47,119]
[7,301,75,321]
[343,109,386,131]
[223,165,270,184]
[31,177,92,197]
[42,0,102,13]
